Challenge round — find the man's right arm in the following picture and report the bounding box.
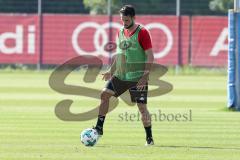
[102,56,117,81]
[109,56,116,75]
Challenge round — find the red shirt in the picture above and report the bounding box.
[118,25,152,51]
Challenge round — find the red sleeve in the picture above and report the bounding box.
[138,28,152,51]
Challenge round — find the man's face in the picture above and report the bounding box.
[120,14,134,29]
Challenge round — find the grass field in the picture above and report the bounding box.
[0,69,240,160]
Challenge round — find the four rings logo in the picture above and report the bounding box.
[72,22,173,58]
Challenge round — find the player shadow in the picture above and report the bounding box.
[156,145,240,150]
[96,144,240,150]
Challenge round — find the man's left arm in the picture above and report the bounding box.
[136,28,154,89]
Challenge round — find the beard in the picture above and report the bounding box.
[124,21,134,29]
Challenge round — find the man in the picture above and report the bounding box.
[94,5,154,146]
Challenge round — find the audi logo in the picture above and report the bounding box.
[72,22,173,58]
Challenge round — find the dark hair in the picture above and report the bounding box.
[119,5,135,17]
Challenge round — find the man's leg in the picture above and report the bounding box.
[95,76,132,136]
[95,90,114,135]
[137,103,154,146]
[99,91,114,116]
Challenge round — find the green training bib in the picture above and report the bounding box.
[115,25,147,82]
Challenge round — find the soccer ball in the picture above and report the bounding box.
[80,128,99,147]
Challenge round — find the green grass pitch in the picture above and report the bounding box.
[0,70,240,160]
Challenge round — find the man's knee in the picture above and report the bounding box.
[100,91,113,101]
[137,103,147,113]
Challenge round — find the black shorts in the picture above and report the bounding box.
[103,76,148,104]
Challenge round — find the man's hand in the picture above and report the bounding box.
[136,71,149,90]
[102,71,112,81]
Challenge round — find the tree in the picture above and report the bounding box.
[83,0,122,15]
[209,0,234,13]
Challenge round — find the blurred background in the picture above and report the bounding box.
[0,0,232,14]
[0,0,234,70]
[2,1,240,160]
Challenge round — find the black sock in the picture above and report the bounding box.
[96,115,105,130]
[144,126,152,139]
